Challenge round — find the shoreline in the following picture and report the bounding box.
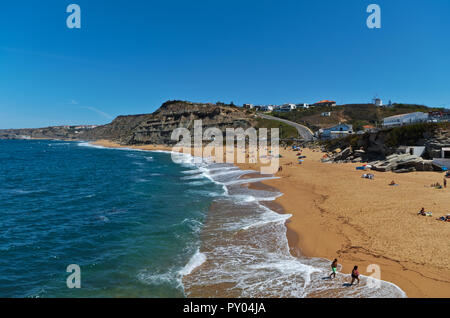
[89,139,450,297]
[249,148,450,298]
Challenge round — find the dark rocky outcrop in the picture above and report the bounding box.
[319,122,450,173]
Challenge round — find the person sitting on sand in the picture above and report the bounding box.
[432,182,443,189]
[389,180,397,186]
[437,215,450,222]
[418,207,426,216]
[330,259,338,279]
[350,266,360,285]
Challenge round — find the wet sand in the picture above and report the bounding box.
[237,147,450,298]
[92,140,450,297]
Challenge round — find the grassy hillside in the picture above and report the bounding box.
[269,104,444,132]
[255,118,298,139]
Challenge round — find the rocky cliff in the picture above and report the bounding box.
[0,101,256,145]
[79,100,255,145]
[320,122,450,172]
[0,126,97,140]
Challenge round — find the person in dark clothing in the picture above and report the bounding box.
[350,266,360,285]
[330,259,338,279]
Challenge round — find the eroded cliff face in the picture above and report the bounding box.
[124,101,255,145]
[0,101,256,145]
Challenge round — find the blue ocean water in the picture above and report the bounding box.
[0,140,223,297]
[0,140,407,298]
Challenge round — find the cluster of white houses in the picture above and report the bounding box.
[243,100,337,112]
[242,99,449,140]
[317,111,450,140]
[382,111,450,128]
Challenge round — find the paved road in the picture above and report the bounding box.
[257,113,315,141]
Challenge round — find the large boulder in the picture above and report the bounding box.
[371,154,424,172]
[333,147,352,161]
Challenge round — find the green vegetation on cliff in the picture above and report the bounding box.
[255,118,298,139]
[269,103,444,132]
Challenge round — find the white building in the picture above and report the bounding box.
[296,103,309,109]
[317,123,353,140]
[243,103,254,109]
[260,105,274,112]
[271,105,281,111]
[398,146,426,157]
[321,112,331,117]
[277,104,297,112]
[374,98,383,106]
[382,112,429,128]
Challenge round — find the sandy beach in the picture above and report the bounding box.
[239,147,450,298]
[92,140,450,297]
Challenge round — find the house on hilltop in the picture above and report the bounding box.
[296,103,309,109]
[317,123,353,140]
[276,104,297,112]
[313,100,337,107]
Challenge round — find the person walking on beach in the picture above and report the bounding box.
[444,178,447,188]
[330,259,338,279]
[350,266,360,285]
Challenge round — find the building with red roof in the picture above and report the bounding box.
[313,100,337,107]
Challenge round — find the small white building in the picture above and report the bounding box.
[243,103,254,109]
[296,103,309,109]
[277,104,297,112]
[321,112,331,117]
[260,105,274,112]
[374,98,383,107]
[382,112,429,128]
[398,146,426,157]
[318,123,353,140]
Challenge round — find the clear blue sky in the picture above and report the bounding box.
[1,0,449,128]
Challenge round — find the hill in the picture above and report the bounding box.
[1,100,298,144]
[269,103,444,132]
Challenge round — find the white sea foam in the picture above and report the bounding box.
[181,169,202,175]
[77,142,149,152]
[77,142,107,149]
[181,174,206,180]
[179,249,207,276]
[78,141,406,297]
[175,154,406,298]
[224,176,279,186]
[137,270,179,286]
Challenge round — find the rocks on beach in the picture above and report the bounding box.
[321,147,442,173]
